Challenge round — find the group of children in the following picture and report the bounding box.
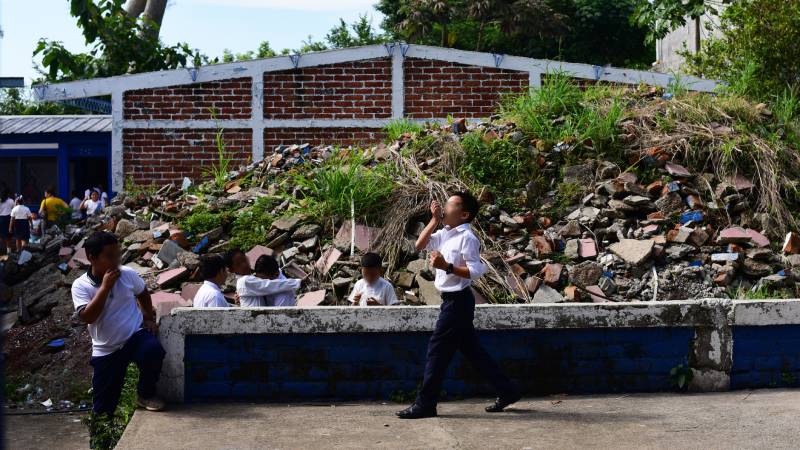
[70,190,521,421]
[192,249,399,308]
[0,185,108,254]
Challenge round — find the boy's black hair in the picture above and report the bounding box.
[223,248,245,269]
[360,252,382,269]
[452,191,479,223]
[199,254,226,281]
[71,189,80,198]
[254,254,279,275]
[45,186,56,196]
[84,231,119,258]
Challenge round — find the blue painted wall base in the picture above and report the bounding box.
[185,328,694,402]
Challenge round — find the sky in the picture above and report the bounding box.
[0,0,384,85]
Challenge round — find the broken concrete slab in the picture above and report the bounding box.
[608,239,654,265]
[718,227,752,245]
[297,290,326,307]
[246,245,274,269]
[417,277,442,305]
[151,291,191,321]
[180,283,202,301]
[532,284,564,303]
[314,247,342,275]
[272,215,303,232]
[335,223,381,253]
[157,267,189,289]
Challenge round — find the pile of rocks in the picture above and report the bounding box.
[3,116,800,329]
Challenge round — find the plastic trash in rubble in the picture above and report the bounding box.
[41,398,53,408]
[181,177,192,191]
[553,141,569,153]
[192,236,210,254]
[45,338,65,353]
[17,250,32,265]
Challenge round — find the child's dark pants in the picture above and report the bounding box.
[89,329,165,415]
[415,287,517,408]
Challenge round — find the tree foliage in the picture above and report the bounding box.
[632,0,732,44]
[34,0,202,82]
[681,0,800,99]
[377,0,653,67]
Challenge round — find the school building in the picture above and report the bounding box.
[31,44,719,193]
[0,115,111,206]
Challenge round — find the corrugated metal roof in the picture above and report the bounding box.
[0,115,112,134]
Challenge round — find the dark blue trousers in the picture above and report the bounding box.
[89,329,166,415]
[415,287,517,408]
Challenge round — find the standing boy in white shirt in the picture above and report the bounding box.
[348,252,399,306]
[71,231,166,417]
[397,192,519,419]
[236,254,302,307]
[193,254,232,308]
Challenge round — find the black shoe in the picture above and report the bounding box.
[485,393,522,412]
[396,403,437,419]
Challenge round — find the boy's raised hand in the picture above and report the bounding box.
[101,268,121,290]
[430,200,442,222]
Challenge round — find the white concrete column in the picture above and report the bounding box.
[111,89,125,192]
[251,74,264,162]
[391,46,405,119]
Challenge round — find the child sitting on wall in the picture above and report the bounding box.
[348,252,399,306]
[236,254,302,307]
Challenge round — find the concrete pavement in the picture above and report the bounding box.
[116,389,800,449]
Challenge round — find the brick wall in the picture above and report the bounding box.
[263,59,392,119]
[124,78,252,120]
[403,58,528,119]
[184,327,694,401]
[123,129,251,184]
[121,57,530,185]
[264,128,385,150]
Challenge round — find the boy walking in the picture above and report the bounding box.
[397,192,519,419]
[71,231,166,416]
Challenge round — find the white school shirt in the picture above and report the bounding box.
[348,277,399,306]
[71,266,145,357]
[84,199,102,215]
[264,272,297,307]
[236,274,301,307]
[0,198,14,216]
[426,223,487,292]
[193,280,230,308]
[69,197,82,219]
[10,204,31,220]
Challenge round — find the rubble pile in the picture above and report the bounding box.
[2,88,800,335]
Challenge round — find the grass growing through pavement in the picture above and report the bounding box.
[82,364,139,450]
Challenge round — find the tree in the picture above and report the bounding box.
[34,0,201,82]
[0,88,78,115]
[681,0,800,99]
[376,0,652,67]
[326,15,387,48]
[632,0,732,43]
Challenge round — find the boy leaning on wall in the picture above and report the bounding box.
[71,231,167,418]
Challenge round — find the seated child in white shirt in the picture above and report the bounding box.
[236,254,302,307]
[193,254,232,308]
[348,252,399,306]
[256,255,299,307]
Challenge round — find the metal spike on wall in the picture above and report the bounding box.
[59,97,111,114]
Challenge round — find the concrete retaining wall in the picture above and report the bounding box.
[156,299,800,402]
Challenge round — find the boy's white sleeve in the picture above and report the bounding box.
[462,235,487,279]
[72,282,92,311]
[239,276,300,296]
[348,280,363,303]
[385,283,399,305]
[126,269,147,296]
[425,230,443,251]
